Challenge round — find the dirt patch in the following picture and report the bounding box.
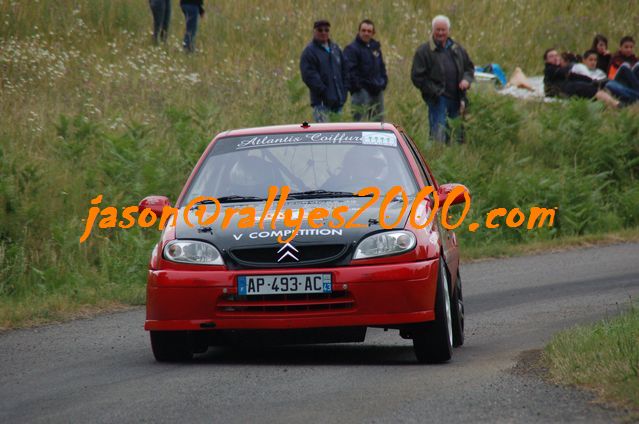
[511,348,551,380]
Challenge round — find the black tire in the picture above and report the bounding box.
[150,331,193,362]
[451,270,465,347]
[412,257,453,363]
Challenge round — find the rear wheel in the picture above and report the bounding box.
[451,270,465,347]
[150,331,193,362]
[412,257,453,363]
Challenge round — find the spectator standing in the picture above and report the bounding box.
[149,0,171,45]
[300,20,349,123]
[344,19,388,121]
[608,36,637,79]
[591,34,611,73]
[410,15,474,143]
[180,0,204,53]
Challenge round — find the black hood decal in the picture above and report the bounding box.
[175,197,411,268]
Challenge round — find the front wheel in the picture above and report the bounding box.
[451,270,464,347]
[150,331,193,362]
[412,257,453,363]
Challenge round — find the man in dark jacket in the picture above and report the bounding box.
[410,15,474,143]
[300,20,349,122]
[344,19,388,121]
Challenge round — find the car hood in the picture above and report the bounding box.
[176,197,411,245]
[174,197,411,268]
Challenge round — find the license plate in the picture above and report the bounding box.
[237,274,332,296]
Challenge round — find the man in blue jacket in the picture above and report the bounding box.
[344,19,388,121]
[300,20,349,122]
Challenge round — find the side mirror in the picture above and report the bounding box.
[438,183,470,205]
[139,196,171,217]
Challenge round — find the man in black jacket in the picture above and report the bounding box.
[410,15,474,143]
[300,20,348,122]
[344,19,388,122]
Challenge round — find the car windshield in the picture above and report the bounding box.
[181,130,419,204]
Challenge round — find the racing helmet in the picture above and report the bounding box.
[345,146,389,182]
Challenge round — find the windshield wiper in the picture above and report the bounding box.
[287,190,373,199]
[189,195,265,209]
[216,195,266,203]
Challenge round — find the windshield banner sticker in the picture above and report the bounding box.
[211,131,399,154]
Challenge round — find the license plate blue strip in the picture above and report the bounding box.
[238,276,247,295]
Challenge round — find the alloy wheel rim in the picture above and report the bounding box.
[458,278,464,332]
[442,262,453,346]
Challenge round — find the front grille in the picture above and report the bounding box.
[228,244,347,267]
[216,291,355,314]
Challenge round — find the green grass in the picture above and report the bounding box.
[1,0,639,329]
[545,304,639,413]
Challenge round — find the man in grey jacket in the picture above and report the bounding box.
[411,15,474,143]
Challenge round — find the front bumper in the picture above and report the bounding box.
[145,259,438,331]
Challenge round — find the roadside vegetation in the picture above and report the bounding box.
[544,304,639,413]
[1,0,638,328]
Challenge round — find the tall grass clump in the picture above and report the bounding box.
[1,0,638,327]
[545,304,639,412]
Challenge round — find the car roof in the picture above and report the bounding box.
[222,122,400,137]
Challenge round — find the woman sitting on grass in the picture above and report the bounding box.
[543,48,619,107]
[591,34,611,73]
[570,50,607,84]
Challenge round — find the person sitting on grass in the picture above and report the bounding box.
[570,50,607,85]
[606,61,639,105]
[608,36,638,79]
[560,51,580,68]
[569,50,638,105]
[543,48,619,108]
[591,34,611,73]
[613,62,639,91]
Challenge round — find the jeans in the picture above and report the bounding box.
[605,80,639,104]
[312,104,342,123]
[614,62,639,91]
[149,0,171,44]
[426,95,461,143]
[351,88,385,121]
[181,4,200,52]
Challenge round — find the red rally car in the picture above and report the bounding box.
[140,122,468,363]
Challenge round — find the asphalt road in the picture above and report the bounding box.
[2,243,638,423]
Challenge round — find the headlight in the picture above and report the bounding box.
[353,231,416,259]
[163,240,224,265]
